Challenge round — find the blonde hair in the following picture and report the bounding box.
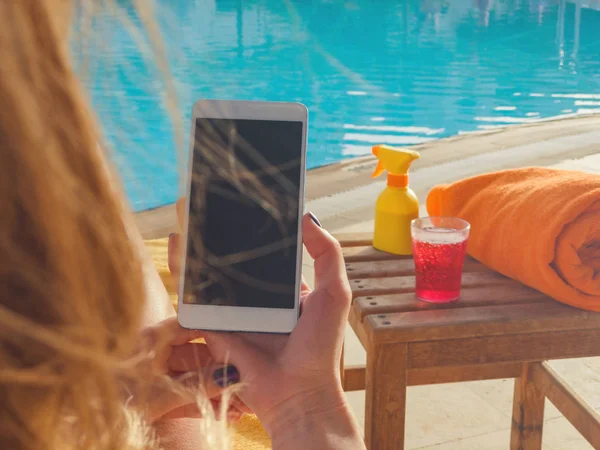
[0,1,219,448]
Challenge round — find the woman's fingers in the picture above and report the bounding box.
[201,330,280,390]
[202,331,250,369]
[210,399,245,422]
[158,402,203,420]
[154,391,245,422]
[150,361,239,421]
[289,214,352,366]
[230,395,253,414]
[138,318,246,421]
[168,342,213,372]
[145,317,204,347]
[299,214,352,323]
[142,376,201,422]
[152,379,246,422]
[173,367,229,401]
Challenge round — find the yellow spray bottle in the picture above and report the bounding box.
[371,145,420,255]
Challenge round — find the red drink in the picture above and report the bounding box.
[411,218,470,303]
[412,239,468,302]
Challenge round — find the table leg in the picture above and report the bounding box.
[365,343,408,450]
[511,362,545,450]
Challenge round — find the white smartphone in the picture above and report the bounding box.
[177,100,307,333]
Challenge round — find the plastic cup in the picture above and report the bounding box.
[411,217,471,303]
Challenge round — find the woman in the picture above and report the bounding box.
[0,1,365,449]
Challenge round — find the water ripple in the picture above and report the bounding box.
[84,0,600,210]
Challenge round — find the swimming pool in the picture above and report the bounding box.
[87,0,600,211]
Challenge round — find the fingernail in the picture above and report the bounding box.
[213,365,240,388]
[169,233,176,238]
[309,212,322,228]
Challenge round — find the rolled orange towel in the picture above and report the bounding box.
[426,167,600,311]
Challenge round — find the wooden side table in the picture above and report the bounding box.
[338,233,600,450]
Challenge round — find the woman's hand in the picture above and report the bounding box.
[169,213,364,448]
[133,318,247,423]
[203,214,351,419]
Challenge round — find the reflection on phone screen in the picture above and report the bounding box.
[184,118,303,309]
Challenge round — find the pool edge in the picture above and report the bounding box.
[137,113,600,240]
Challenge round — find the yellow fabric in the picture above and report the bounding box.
[145,238,272,450]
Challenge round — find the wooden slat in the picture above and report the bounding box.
[335,232,373,248]
[365,302,600,344]
[346,256,485,280]
[349,305,371,349]
[346,258,415,279]
[343,365,366,392]
[407,328,600,368]
[343,362,523,392]
[351,270,509,297]
[532,362,600,449]
[353,284,549,321]
[365,343,407,450]
[408,362,522,386]
[511,363,545,450]
[343,245,410,263]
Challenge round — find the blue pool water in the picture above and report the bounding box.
[86,0,600,211]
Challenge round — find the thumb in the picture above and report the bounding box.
[145,367,228,422]
[294,214,351,344]
[302,213,351,303]
[141,374,200,422]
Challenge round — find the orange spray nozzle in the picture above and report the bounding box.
[371,145,420,185]
[371,160,386,179]
[371,146,387,178]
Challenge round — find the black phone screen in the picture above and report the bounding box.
[183,118,303,309]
